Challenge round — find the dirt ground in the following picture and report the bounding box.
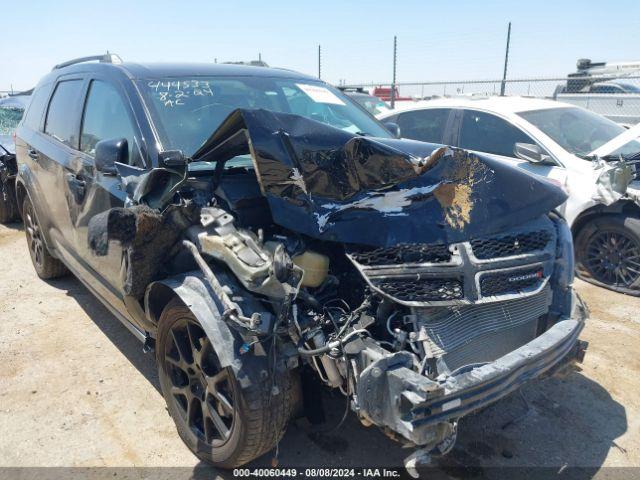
[1,221,639,478]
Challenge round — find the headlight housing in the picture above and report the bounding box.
[553,213,575,289]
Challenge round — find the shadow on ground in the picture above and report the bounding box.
[47,275,627,479]
[45,274,161,392]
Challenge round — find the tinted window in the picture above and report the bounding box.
[459,110,533,157]
[395,109,449,143]
[45,80,83,147]
[590,84,622,94]
[22,86,50,130]
[81,80,143,167]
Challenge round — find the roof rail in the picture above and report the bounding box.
[52,52,122,71]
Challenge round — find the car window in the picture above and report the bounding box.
[80,80,143,167]
[518,106,640,157]
[44,80,83,147]
[591,84,622,94]
[22,87,49,131]
[459,110,534,158]
[0,106,24,136]
[394,109,449,143]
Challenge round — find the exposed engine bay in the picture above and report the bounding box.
[87,109,588,471]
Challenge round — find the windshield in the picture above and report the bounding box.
[0,106,24,135]
[518,106,640,157]
[138,76,391,155]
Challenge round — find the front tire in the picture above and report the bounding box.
[157,299,295,467]
[575,215,640,296]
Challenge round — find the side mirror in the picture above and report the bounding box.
[95,138,127,175]
[384,122,401,138]
[514,142,553,164]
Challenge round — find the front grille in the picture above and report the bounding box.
[471,230,551,259]
[480,266,544,296]
[417,286,551,369]
[347,217,556,306]
[372,277,463,302]
[349,243,451,266]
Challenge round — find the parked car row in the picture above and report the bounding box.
[2,55,591,476]
[378,96,640,296]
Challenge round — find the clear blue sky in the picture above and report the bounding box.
[2,0,639,91]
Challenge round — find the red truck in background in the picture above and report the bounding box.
[372,86,412,102]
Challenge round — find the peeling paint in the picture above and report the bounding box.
[434,153,489,230]
[315,184,441,231]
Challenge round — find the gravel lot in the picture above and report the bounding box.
[1,221,639,478]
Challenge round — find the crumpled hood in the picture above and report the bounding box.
[193,109,567,248]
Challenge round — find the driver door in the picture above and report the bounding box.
[453,109,568,212]
[70,78,146,311]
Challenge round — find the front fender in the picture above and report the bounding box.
[145,271,274,389]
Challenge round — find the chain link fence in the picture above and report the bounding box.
[344,75,640,126]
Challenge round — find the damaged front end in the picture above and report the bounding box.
[88,109,588,470]
[0,146,19,219]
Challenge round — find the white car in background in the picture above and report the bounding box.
[379,96,640,295]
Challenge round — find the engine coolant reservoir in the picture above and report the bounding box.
[292,251,329,288]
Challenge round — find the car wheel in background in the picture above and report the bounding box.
[575,214,640,296]
[22,197,68,279]
[157,299,296,468]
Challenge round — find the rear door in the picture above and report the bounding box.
[387,108,455,145]
[36,77,86,255]
[71,78,147,303]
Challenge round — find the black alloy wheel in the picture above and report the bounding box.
[162,317,236,447]
[24,199,45,270]
[157,300,298,468]
[584,230,640,288]
[576,215,640,295]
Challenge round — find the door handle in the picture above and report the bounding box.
[28,149,40,160]
[65,173,87,203]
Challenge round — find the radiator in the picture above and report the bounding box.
[416,286,552,371]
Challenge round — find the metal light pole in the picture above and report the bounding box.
[500,22,512,96]
[390,36,397,108]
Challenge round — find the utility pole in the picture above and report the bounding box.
[318,45,321,79]
[391,35,397,108]
[500,22,511,96]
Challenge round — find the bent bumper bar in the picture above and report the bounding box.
[356,294,588,446]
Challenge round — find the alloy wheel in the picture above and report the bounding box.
[585,230,640,287]
[162,318,235,447]
[24,202,45,269]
